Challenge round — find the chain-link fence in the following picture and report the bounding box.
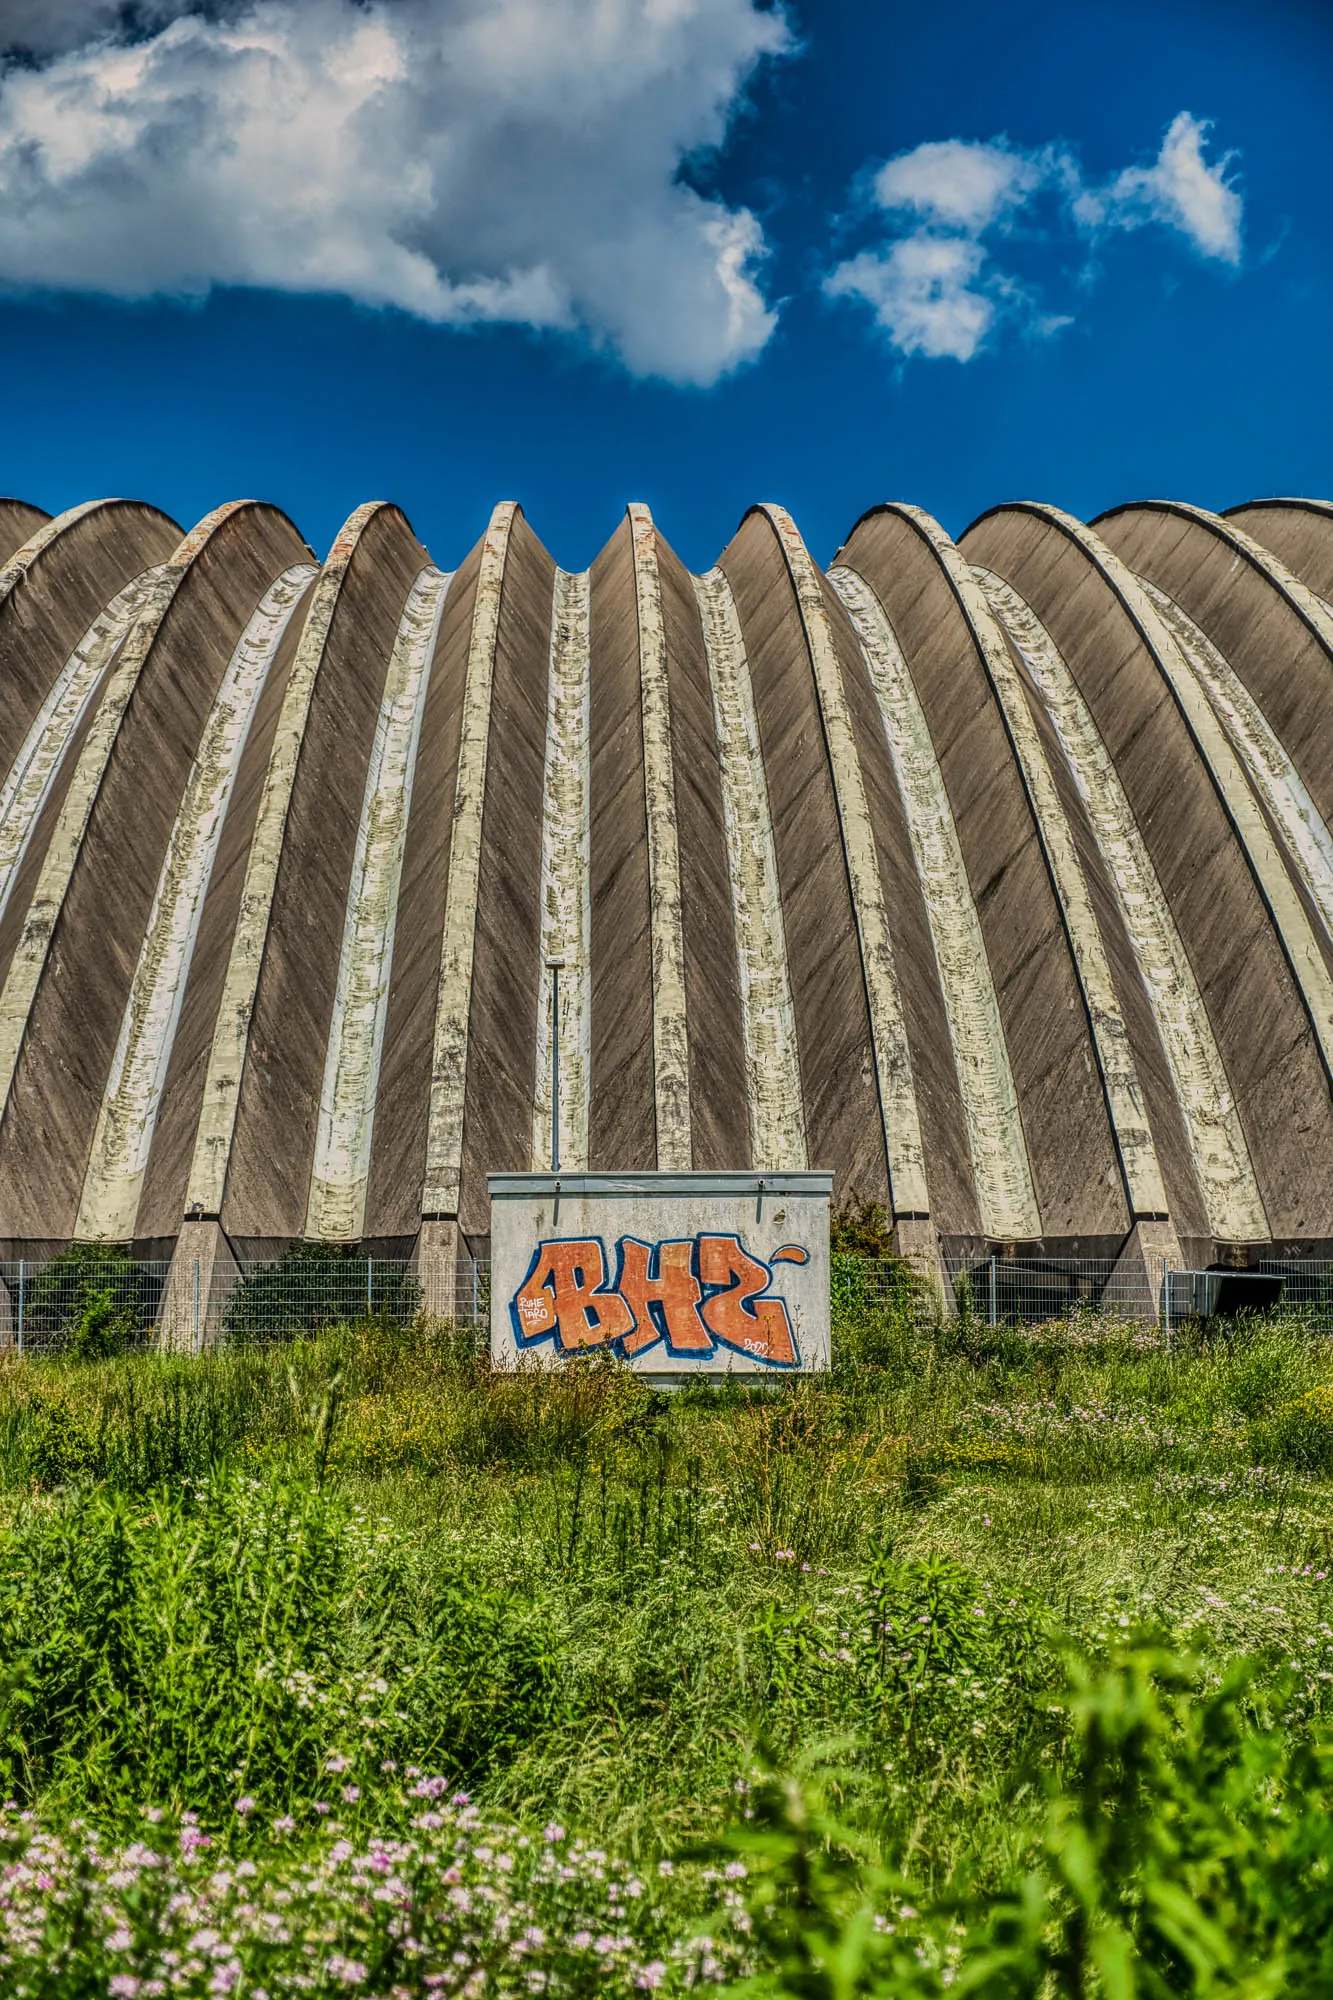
[2,1246,1331,1354]
[0,1247,491,1355]
[861,1252,1333,1335]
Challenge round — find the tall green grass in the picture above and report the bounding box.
[3,1299,1333,1992]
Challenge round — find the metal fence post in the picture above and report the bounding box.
[988,1255,997,1328]
[472,1256,479,1324]
[367,1256,373,1314]
[192,1258,200,1352]
[16,1258,23,1355]
[1162,1258,1172,1348]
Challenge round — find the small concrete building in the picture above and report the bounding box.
[0,491,1331,1304]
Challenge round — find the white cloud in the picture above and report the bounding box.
[0,0,790,385]
[827,113,1244,363]
[824,234,992,362]
[871,137,1045,235]
[1090,112,1242,264]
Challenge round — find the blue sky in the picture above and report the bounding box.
[0,0,1329,570]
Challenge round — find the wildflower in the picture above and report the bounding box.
[327,1956,369,1985]
[313,1802,331,1815]
[637,1963,667,1988]
[543,1822,565,1843]
[341,1785,361,1804]
[234,1796,256,1817]
[272,1816,295,1836]
[109,1979,141,1998]
[325,1754,350,1775]
[572,1932,593,1949]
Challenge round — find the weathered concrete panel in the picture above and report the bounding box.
[0,503,310,1240]
[964,503,1333,1244]
[222,506,426,1238]
[721,512,887,1210]
[587,517,656,1173]
[0,484,1330,1261]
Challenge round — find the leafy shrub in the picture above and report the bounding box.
[222,1242,421,1344]
[752,1547,1057,1767]
[829,1194,896,1258]
[724,1648,1333,2000]
[18,1243,151,1355]
[0,1468,564,1825]
[1255,1382,1333,1470]
[17,1393,98,1487]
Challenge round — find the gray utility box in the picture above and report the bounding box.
[489,1171,833,1378]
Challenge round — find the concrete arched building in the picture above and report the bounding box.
[0,489,1331,1307]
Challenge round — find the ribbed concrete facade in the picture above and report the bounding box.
[1,491,1332,1280]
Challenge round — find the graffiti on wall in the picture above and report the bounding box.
[510,1233,809,1367]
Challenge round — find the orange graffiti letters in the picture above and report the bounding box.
[698,1233,799,1366]
[512,1238,634,1352]
[616,1236,712,1355]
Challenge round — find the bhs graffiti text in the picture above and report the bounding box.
[509,1234,808,1367]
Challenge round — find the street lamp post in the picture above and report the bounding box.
[546,956,565,1173]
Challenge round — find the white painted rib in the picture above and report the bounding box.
[307,564,451,1240]
[973,563,1267,1242]
[1144,502,1333,666]
[186,504,384,1217]
[883,508,1172,1221]
[0,500,123,607]
[827,561,1038,1239]
[1138,576,1333,951]
[531,567,592,1174]
[75,563,319,1241]
[628,504,692,1170]
[760,504,931,1216]
[0,567,166,927]
[0,504,252,1131]
[1013,505,1333,1098]
[693,565,807,1172]
[422,502,516,1218]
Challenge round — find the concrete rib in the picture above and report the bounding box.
[974,564,1266,1241]
[75,563,319,1241]
[828,560,1038,1239]
[0,568,166,928]
[422,502,516,1218]
[0,504,254,1135]
[883,507,1171,1220]
[693,564,807,1172]
[1112,501,1333,668]
[531,568,592,1174]
[0,501,124,606]
[306,565,451,1241]
[628,505,692,1170]
[1138,576,1333,951]
[185,505,385,1218]
[760,504,930,1217]
[1013,505,1333,1094]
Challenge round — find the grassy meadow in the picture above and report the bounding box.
[3,1268,1333,1996]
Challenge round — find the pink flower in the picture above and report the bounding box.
[234,1796,256,1817]
[341,1786,360,1804]
[325,1754,350,1774]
